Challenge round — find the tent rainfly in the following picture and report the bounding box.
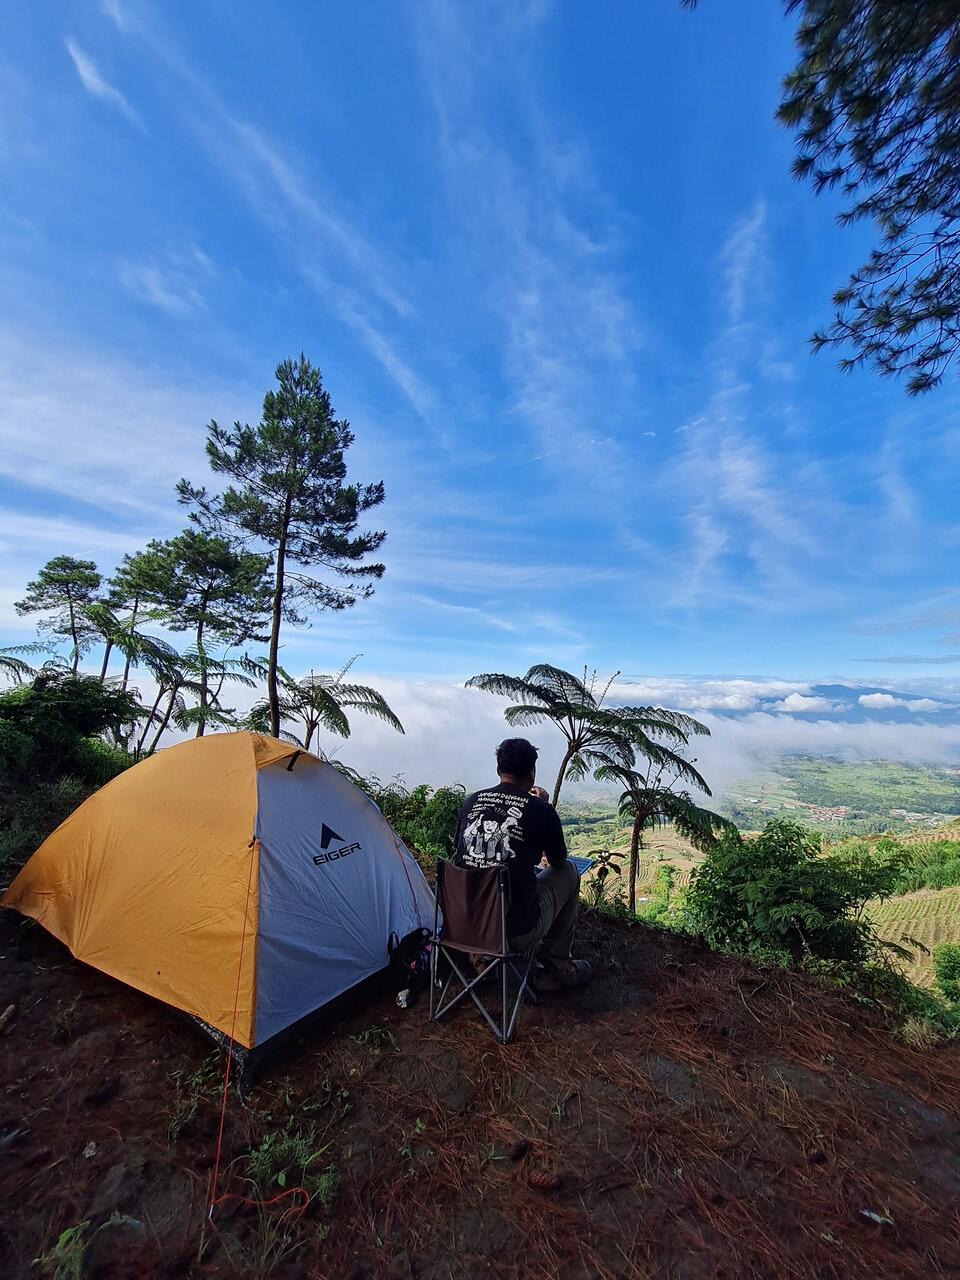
[1,732,434,1052]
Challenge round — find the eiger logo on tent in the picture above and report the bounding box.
[313,822,362,866]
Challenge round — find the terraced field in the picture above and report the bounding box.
[867,887,960,987]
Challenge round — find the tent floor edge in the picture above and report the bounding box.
[190,966,396,1089]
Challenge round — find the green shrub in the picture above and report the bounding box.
[335,770,464,871]
[0,675,137,877]
[70,737,133,786]
[0,719,33,771]
[682,819,904,966]
[933,943,960,1003]
[857,961,960,1041]
[0,672,139,781]
[836,834,960,894]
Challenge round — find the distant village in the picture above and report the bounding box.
[737,794,949,827]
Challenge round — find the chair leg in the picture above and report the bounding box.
[501,950,509,1043]
[431,948,505,1041]
[429,935,437,1022]
[504,952,536,1042]
[430,947,538,1045]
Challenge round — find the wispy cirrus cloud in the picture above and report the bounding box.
[100,0,132,33]
[658,202,860,615]
[99,13,437,426]
[0,326,247,517]
[857,653,960,665]
[410,0,645,507]
[65,38,145,131]
[118,245,213,314]
[720,199,767,328]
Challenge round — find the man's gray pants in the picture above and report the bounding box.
[509,861,581,961]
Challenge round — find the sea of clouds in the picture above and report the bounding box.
[311,674,960,797]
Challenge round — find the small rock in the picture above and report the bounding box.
[508,1139,529,1162]
[83,1140,98,1159]
[861,1209,895,1227]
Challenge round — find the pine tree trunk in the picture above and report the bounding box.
[195,606,208,737]
[267,499,291,739]
[551,742,576,807]
[98,640,114,683]
[68,599,79,673]
[121,594,139,693]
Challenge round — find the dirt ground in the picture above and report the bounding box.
[2,906,959,1280]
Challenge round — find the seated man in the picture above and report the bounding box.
[454,737,590,985]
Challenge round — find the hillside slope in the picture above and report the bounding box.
[868,886,960,987]
[1,908,959,1279]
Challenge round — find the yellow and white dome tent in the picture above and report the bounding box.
[1,732,434,1053]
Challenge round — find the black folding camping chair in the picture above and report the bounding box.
[428,858,537,1044]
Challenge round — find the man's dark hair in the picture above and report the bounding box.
[496,737,538,777]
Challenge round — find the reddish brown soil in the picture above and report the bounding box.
[2,906,959,1280]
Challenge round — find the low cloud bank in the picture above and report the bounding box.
[690,712,960,796]
[66,670,960,798]
[320,677,960,797]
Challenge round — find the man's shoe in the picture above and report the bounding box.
[541,957,591,987]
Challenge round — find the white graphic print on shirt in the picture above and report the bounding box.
[460,791,528,866]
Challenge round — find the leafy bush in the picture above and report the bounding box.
[682,820,904,966]
[835,834,960,893]
[69,737,133,787]
[0,719,32,769]
[0,672,139,781]
[857,961,960,1042]
[0,675,135,877]
[933,943,960,1003]
[335,769,464,870]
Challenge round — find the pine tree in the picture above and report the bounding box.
[117,531,272,735]
[178,355,386,737]
[14,556,102,672]
[687,0,960,392]
[779,0,960,392]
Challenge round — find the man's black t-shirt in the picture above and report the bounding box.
[453,783,567,935]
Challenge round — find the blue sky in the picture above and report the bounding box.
[2,1,960,783]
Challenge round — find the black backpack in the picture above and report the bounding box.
[387,927,433,995]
